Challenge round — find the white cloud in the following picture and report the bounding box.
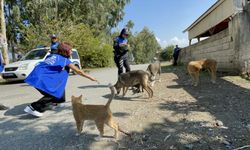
[155,37,161,43]
[156,36,189,48]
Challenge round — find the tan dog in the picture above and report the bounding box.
[71,84,130,139]
[187,59,217,86]
[146,62,161,86]
[114,70,153,98]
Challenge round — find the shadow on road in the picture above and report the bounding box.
[115,64,250,149]
[78,84,109,89]
[102,93,146,102]
[0,80,25,85]
[4,103,30,116]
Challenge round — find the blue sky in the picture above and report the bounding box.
[117,0,217,48]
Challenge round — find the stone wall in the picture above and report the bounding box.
[179,29,237,72]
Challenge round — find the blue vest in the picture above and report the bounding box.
[25,54,72,99]
[50,42,60,53]
[0,53,4,72]
[113,36,128,56]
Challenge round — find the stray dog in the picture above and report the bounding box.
[114,70,153,98]
[146,62,161,86]
[71,84,130,139]
[187,59,217,86]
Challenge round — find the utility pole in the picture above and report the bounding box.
[0,0,9,64]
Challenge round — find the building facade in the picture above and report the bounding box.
[180,0,250,73]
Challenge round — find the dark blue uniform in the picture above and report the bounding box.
[173,46,181,66]
[0,52,4,72]
[50,41,60,53]
[113,28,131,75]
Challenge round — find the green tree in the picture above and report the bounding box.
[62,23,114,68]
[131,27,161,64]
[3,0,132,67]
[19,0,130,34]
[21,19,114,68]
[160,45,174,61]
[125,20,134,33]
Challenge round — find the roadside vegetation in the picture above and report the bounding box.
[4,0,174,67]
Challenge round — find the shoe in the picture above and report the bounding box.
[53,103,65,108]
[24,105,43,117]
[0,104,9,110]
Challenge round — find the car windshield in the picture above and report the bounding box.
[21,49,48,61]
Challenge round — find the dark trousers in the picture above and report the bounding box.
[173,56,178,66]
[114,55,131,75]
[31,89,65,112]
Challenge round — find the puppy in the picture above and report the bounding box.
[187,59,217,86]
[146,62,161,86]
[114,70,153,98]
[71,84,130,139]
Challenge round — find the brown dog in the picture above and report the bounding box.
[146,62,161,86]
[114,70,153,98]
[187,59,217,86]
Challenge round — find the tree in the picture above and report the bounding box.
[160,45,174,61]
[125,20,134,33]
[131,27,161,64]
[1,0,133,67]
[18,0,131,35]
[0,0,9,64]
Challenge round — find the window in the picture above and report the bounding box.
[21,49,47,60]
[71,51,79,59]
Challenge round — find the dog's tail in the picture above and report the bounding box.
[105,83,115,107]
[118,126,132,139]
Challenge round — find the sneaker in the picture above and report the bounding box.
[0,104,9,110]
[53,103,65,108]
[24,105,43,117]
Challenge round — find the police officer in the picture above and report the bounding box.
[113,28,131,75]
[50,34,60,54]
[173,45,181,66]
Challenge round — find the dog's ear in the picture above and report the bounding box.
[79,95,83,99]
[71,95,75,99]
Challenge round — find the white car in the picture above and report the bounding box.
[1,47,81,81]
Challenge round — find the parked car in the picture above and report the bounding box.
[1,47,81,81]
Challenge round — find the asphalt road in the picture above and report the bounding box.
[0,64,148,150]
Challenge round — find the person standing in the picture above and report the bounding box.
[24,42,99,117]
[50,34,60,54]
[0,49,5,72]
[173,45,181,66]
[0,50,8,110]
[113,28,131,75]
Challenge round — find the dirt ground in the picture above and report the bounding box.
[113,64,250,150]
[1,64,250,150]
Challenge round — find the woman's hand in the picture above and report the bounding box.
[68,64,99,83]
[91,78,100,84]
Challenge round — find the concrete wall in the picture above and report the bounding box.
[180,1,250,73]
[179,28,237,72]
[237,2,250,73]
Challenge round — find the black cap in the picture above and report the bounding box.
[120,28,129,36]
